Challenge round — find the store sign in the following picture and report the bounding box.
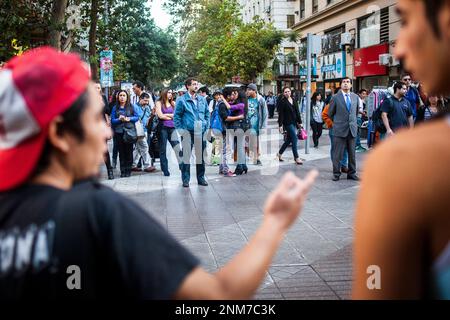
[354,43,389,77]
[299,58,317,78]
[321,51,346,80]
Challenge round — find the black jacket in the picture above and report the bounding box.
[277,97,302,128]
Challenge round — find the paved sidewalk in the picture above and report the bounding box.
[100,118,368,299]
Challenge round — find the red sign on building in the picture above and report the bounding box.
[353,43,389,77]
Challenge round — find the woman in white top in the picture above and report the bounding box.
[310,91,325,148]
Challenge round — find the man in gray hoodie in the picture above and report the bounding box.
[246,83,268,165]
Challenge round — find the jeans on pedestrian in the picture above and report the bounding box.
[228,129,246,165]
[329,128,348,168]
[112,135,119,164]
[180,130,206,183]
[115,132,134,174]
[133,132,151,169]
[356,117,362,147]
[104,148,112,170]
[278,124,299,160]
[268,104,275,118]
[219,133,230,174]
[159,126,181,175]
[310,120,323,147]
[249,132,261,163]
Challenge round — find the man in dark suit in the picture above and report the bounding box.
[328,77,359,181]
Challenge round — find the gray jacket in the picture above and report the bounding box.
[328,91,359,138]
[256,93,268,130]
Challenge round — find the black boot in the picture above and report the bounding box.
[107,169,114,180]
[243,164,248,174]
[234,164,244,176]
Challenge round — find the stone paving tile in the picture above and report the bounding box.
[100,121,364,300]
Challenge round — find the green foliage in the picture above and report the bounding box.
[0,0,53,61]
[0,0,181,88]
[182,0,283,85]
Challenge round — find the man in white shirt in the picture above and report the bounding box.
[132,80,155,109]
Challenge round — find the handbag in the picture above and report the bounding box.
[123,121,138,144]
[135,107,149,139]
[298,128,307,140]
[239,117,251,132]
[135,121,145,139]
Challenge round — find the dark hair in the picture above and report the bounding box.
[109,90,119,106]
[159,88,174,109]
[311,91,323,105]
[116,90,133,116]
[359,89,368,95]
[340,77,352,85]
[140,92,150,100]
[235,90,248,116]
[184,77,197,89]
[133,80,144,90]
[423,0,447,37]
[222,87,234,99]
[401,72,411,80]
[393,81,406,93]
[199,86,209,95]
[32,91,88,177]
[282,87,292,93]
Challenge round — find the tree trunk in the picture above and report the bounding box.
[48,0,69,49]
[89,0,100,80]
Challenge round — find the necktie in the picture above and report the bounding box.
[345,94,351,112]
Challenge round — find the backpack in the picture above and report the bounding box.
[372,97,395,134]
[368,89,392,134]
[210,102,224,134]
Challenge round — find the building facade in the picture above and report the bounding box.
[291,0,401,95]
[240,0,301,94]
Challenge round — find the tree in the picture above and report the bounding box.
[88,0,100,80]
[0,0,53,61]
[1,0,183,87]
[182,0,283,85]
[48,0,69,49]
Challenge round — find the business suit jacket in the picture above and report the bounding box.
[328,91,359,138]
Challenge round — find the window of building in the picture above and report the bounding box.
[312,0,318,14]
[299,38,307,61]
[322,26,345,54]
[327,0,333,5]
[358,10,380,48]
[300,0,305,19]
[284,47,295,55]
[287,15,295,28]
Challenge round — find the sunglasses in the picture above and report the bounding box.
[403,78,412,81]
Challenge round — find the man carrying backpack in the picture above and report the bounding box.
[380,82,414,139]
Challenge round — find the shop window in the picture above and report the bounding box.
[358,10,381,48]
[322,26,345,54]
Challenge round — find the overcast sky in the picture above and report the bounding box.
[150,0,171,29]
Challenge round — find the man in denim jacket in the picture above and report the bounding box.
[174,78,210,188]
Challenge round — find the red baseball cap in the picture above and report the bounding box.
[0,47,90,191]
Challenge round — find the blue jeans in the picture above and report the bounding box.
[329,128,348,168]
[180,130,206,183]
[159,126,181,175]
[279,124,299,160]
[356,117,362,147]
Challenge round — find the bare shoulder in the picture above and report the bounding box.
[362,118,450,221]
